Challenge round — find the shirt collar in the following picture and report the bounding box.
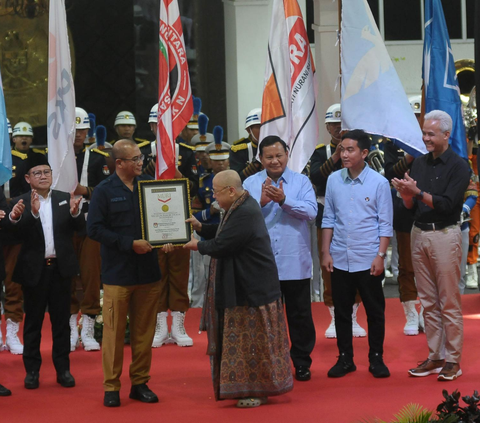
[38,189,52,201]
[341,162,370,184]
[263,166,292,184]
[426,145,454,164]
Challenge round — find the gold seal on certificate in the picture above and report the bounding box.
[138,178,192,247]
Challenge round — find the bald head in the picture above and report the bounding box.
[112,139,137,161]
[214,170,243,191]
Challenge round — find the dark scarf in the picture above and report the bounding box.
[200,190,250,355]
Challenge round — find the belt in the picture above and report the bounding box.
[413,221,457,231]
[45,258,57,266]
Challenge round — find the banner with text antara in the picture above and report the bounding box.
[260,0,319,173]
[157,0,193,179]
[47,0,77,192]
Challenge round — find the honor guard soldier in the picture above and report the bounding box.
[309,104,366,339]
[189,127,230,308]
[0,121,44,355]
[143,104,197,347]
[192,126,230,225]
[69,107,111,352]
[178,96,201,145]
[383,96,420,336]
[191,113,213,178]
[229,108,263,181]
[113,111,153,167]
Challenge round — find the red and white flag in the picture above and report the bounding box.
[157,0,193,180]
[47,0,77,192]
[260,0,319,173]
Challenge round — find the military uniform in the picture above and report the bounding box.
[191,173,220,225]
[229,137,262,181]
[71,148,111,319]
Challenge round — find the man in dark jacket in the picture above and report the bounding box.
[183,170,293,408]
[9,154,84,390]
[88,139,161,407]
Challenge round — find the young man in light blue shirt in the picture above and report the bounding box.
[322,129,393,379]
[243,135,317,382]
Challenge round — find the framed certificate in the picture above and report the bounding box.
[138,178,192,247]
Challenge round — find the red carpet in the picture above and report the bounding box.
[2,295,480,423]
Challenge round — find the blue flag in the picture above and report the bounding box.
[0,69,12,186]
[423,0,467,159]
[341,0,425,157]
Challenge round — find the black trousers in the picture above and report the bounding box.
[331,268,385,359]
[280,278,316,368]
[22,263,71,374]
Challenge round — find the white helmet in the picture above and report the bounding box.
[12,122,33,137]
[75,107,90,129]
[148,103,158,123]
[115,111,137,126]
[409,95,422,114]
[325,104,341,123]
[245,108,262,130]
[7,118,12,134]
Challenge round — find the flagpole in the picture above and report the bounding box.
[338,0,342,92]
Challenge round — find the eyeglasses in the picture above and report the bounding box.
[30,169,52,178]
[212,186,230,195]
[119,154,144,163]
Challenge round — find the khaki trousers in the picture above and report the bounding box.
[411,225,463,363]
[317,228,361,307]
[157,248,190,312]
[71,234,102,315]
[102,281,161,391]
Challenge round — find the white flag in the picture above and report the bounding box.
[260,0,319,173]
[47,0,77,192]
[341,0,426,156]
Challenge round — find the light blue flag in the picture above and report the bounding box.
[341,0,426,157]
[423,0,467,159]
[0,69,12,186]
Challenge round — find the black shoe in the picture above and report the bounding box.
[24,371,39,389]
[369,354,390,378]
[104,391,121,407]
[129,383,159,403]
[57,370,75,387]
[328,353,356,378]
[295,366,311,381]
[0,384,12,396]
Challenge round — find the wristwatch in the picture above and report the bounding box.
[415,190,424,200]
[377,252,386,258]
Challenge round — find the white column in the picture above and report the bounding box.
[223,0,270,143]
[312,0,341,143]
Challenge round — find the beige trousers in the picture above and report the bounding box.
[411,225,463,363]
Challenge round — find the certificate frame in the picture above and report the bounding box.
[138,178,192,247]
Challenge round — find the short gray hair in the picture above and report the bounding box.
[424,110,452,133]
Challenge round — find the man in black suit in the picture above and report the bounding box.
[9,154,84,390]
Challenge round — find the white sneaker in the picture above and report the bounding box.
[0,324,4,351]
[152,312,169,348]
[466,264,478,289]
[80,315,100,351]
[70,314,79,352]
[5,318,23,355]
[402,301,419,336]
[384,269,393,278]
[170,311,193,347]
[352,303,367,337]
[325,306,336,338]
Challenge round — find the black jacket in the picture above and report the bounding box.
[198,195,281,309]
[11,190,85,287]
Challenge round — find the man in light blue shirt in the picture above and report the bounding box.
[244,135,317,382]
[322,129,393,379]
